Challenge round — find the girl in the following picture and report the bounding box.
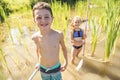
[70,16,86,64]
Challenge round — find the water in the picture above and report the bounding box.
[9,26,30,45]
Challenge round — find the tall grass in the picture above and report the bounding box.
[0,6,6,23]
[0,49,6,80]
[104,0,120,61]
[88,0,120,61]
[90,19,100,56]
[0,0,119,79]
[51,1,70,38]
[0,48,14,79]
[4,11,32,78]
[0,6,7,46]
[5,21,22,70]
[75,1,87,18]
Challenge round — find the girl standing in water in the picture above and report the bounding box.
[70,16,86,64]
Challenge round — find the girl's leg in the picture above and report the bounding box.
[76,48,82,57]
[71,47,77,64]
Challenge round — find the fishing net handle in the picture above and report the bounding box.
[83,0,90,56]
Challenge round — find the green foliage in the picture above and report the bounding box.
[75,1,86,17]
[60,0,80,7]
[90,19,99,56]
[29,0,84,9]
[51,1,70,37]
[0,0,31,18]
[0,6,6,23]
[0,0,11,16]
[0,48,7,80]
[0,2,119,79]
[104,0,120,61]
[29,0,39,8]
[0,6,7,44]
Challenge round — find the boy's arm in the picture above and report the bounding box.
[32,34,40,60]
[36,46,40,60]
[59,32,68,71]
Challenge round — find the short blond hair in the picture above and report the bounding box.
[33,2,53,17]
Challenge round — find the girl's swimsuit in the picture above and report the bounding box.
[40,62,62,80]
[73,29,83,38]
[73,29,83,49]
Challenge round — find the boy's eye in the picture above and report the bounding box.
[37,17,42,19]
[45,16,49,18]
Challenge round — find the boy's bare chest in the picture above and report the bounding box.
[39,36,59,48]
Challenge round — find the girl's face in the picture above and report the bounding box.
[34,9,53,30]
[73,17,81,29]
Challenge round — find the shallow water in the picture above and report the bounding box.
[2,28,120,80]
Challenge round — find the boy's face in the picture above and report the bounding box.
[34,9,53,30]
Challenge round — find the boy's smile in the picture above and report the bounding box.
[34,9,53,30]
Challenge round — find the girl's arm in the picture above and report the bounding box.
[82,29,87,39]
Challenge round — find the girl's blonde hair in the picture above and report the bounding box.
[70,16,81,33]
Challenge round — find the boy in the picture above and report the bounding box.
[32,2,68,80]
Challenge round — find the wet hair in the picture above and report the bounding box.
[33,2,53,17]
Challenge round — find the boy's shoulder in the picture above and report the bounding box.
[52,29,63,39]
[31,31,40,40]
[52,29,64,40]
[53,29,62,34]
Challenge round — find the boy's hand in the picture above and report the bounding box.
[60,63,67,72]
[35,63,40,71]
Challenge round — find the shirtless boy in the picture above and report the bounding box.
[32,2,68,80]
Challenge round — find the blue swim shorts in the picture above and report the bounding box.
[40,62,62,80]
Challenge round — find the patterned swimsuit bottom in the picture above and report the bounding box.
[39,62,62,80]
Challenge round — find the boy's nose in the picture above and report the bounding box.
[41,18,46,22]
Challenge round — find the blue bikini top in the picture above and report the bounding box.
[73,29,83,38]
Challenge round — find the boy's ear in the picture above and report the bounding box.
[52,16,54,19]
[52,16,54,21]
[34,18,36,23]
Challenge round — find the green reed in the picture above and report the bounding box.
[51,1,70,38]
[0,48,14,79]
[0,49,6,80]
[6,21,22,70]
[0,6,21,74]
[1,0,119,79]
[90,19,100,56]
[88,0,120,61]
[75,1,86,18]
[104,0,120,61]
[0,6,6,23]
